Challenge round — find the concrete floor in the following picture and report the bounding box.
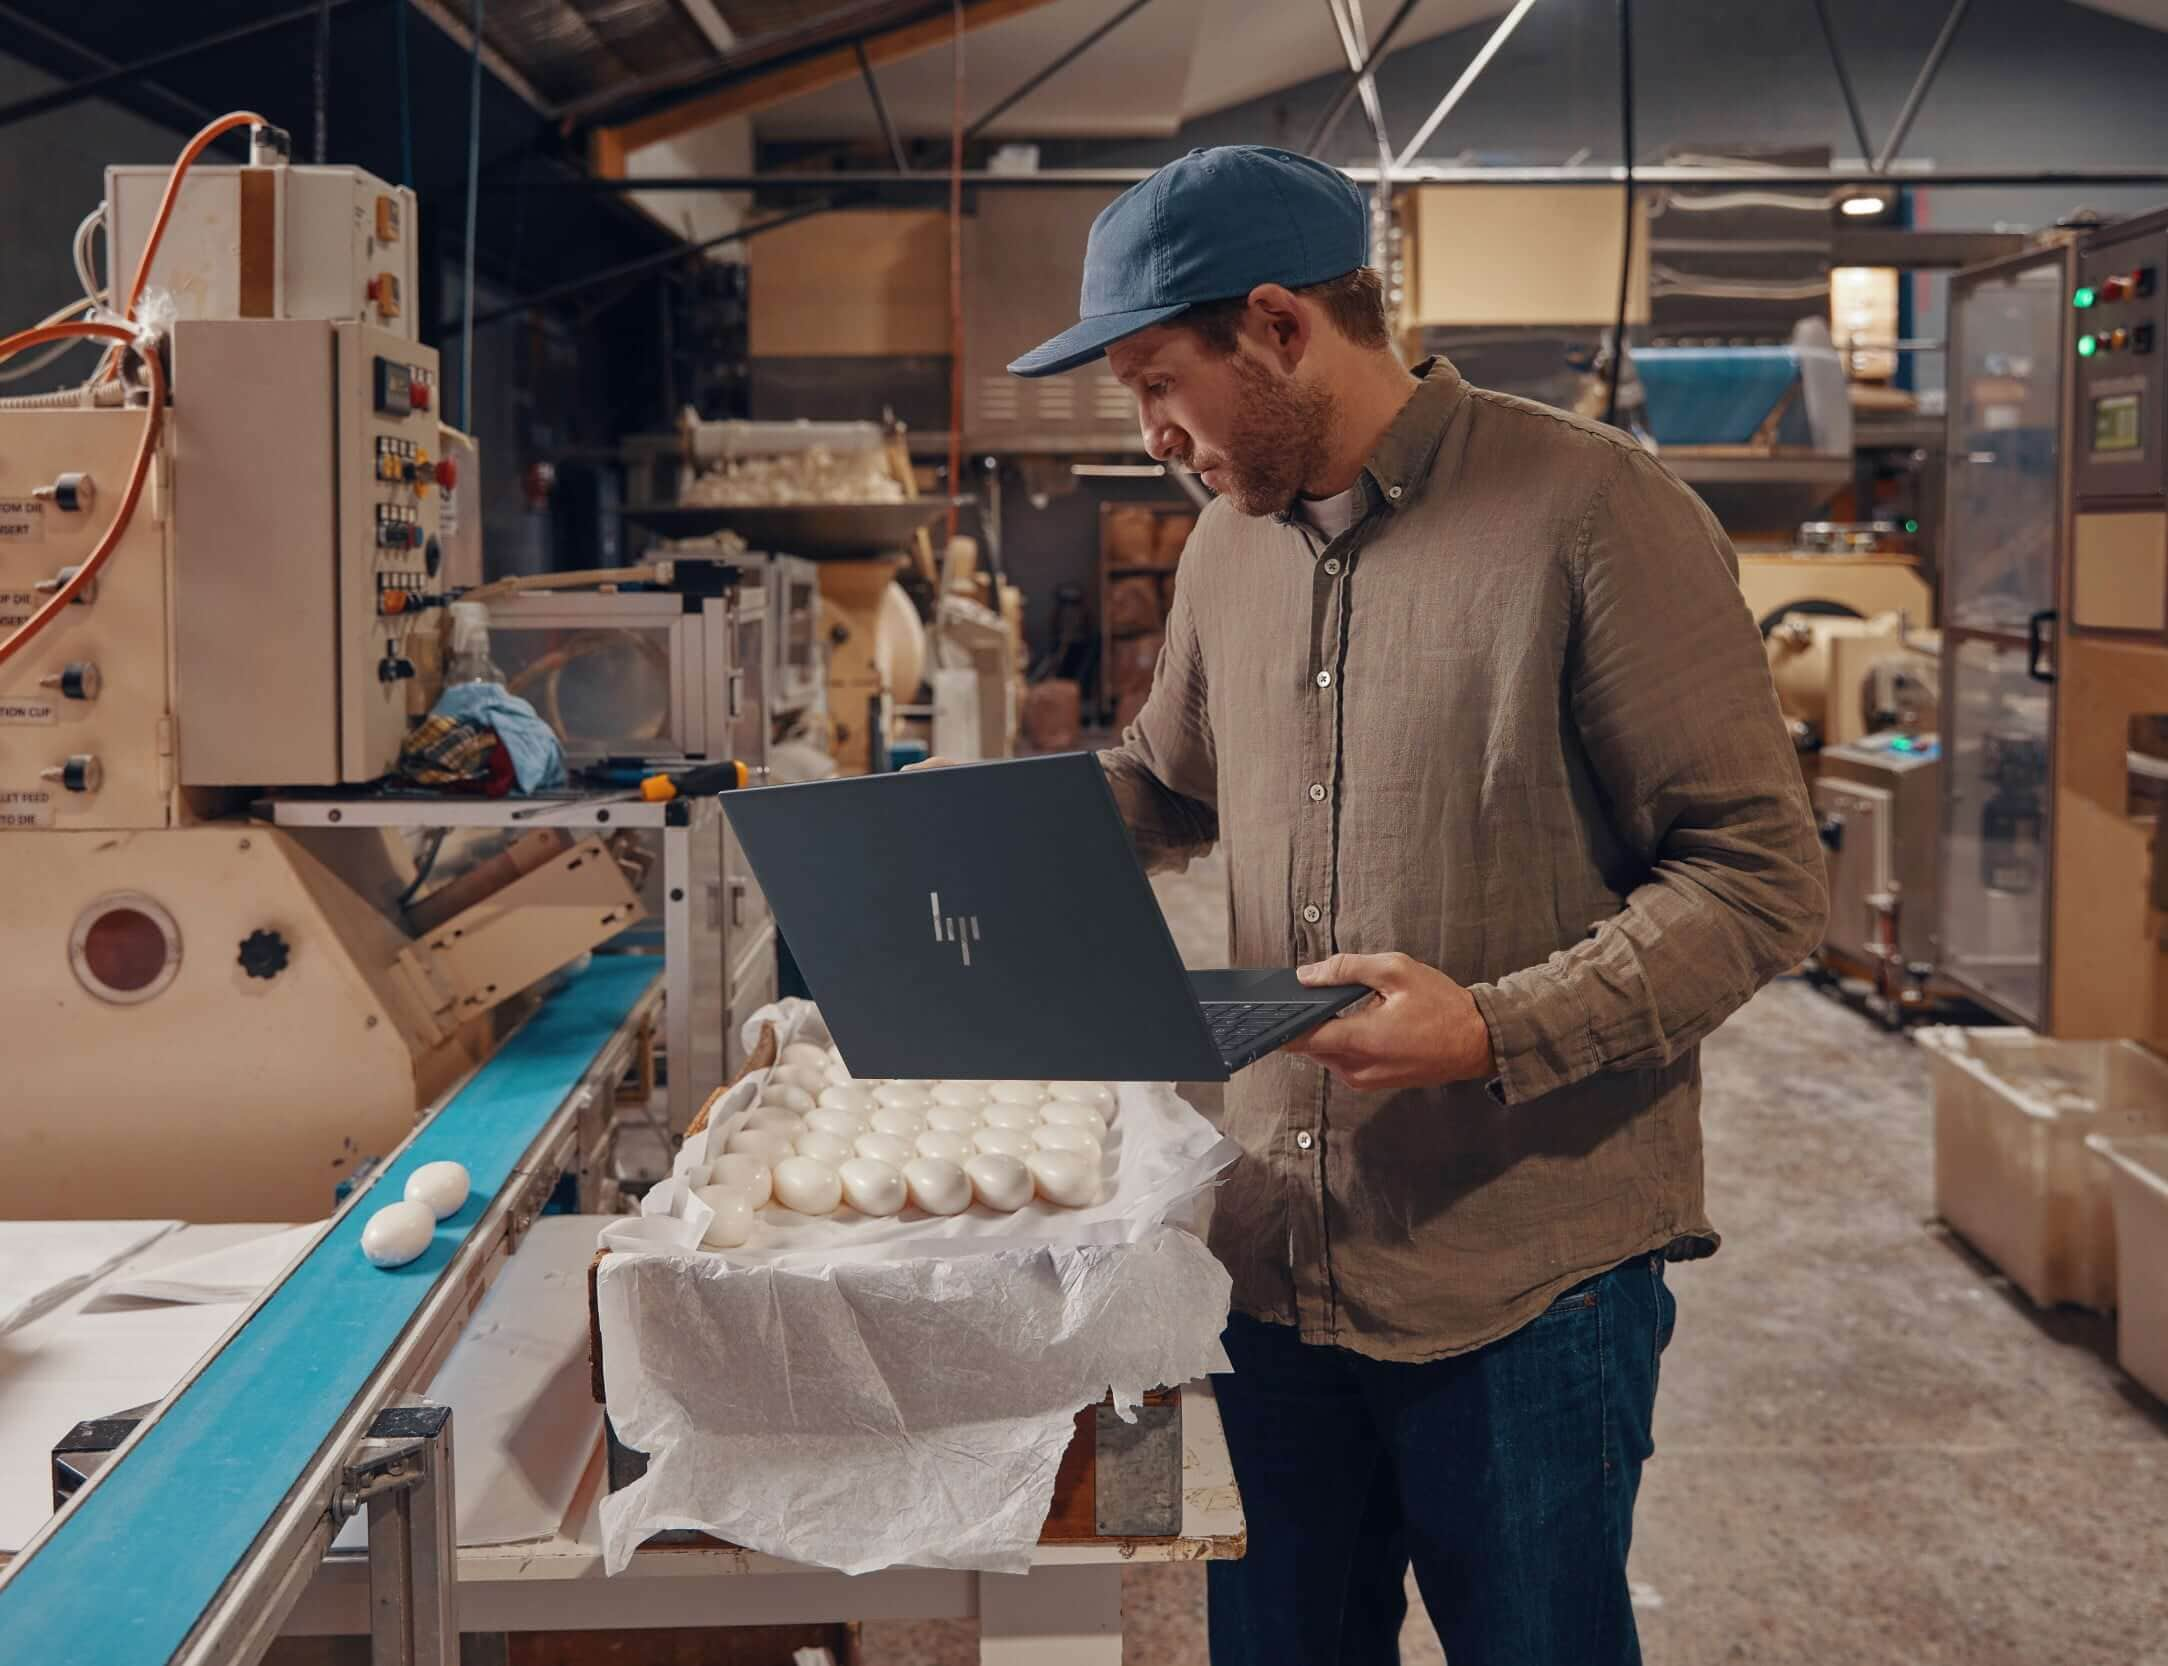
[861,851,2168,1665]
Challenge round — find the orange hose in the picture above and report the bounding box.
[97,110,266,384]
[0,322,165,669]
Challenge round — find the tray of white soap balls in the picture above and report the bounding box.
[688,1041,1116,1248]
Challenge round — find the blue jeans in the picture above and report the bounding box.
[1208,1256,1677,1666]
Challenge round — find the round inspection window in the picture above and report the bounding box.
[70,893,183,1005]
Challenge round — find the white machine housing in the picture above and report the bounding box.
[106,163,418,340]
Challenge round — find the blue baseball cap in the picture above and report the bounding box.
[1008,145,1369,379]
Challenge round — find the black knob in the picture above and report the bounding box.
[238,928,291,980]
[1817,815,1845,852]
[59,662,100,701]
[379,652,404,683]
[424,536,442,578]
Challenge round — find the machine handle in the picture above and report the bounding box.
[727,667,745,719]
[2026,610,2058,684]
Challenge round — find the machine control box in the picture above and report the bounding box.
[2073,213,2168,639]
[1816,735,1942,974]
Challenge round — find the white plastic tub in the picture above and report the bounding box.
[2087,1135,2168,1404]
[1917,1027,2168,1310]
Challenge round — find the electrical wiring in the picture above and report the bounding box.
[96,110,265,384]
[1602,0,1635,428]
[74,203,106,305]
[0,297,94,385]
[0,320,165,670]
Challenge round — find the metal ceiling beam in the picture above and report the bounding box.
[1874,0,1974,172]
[1807,0,1874,165]
[1302,0,1420,155]
[492,163,2168,191]
[854,39,910,169]
[0,0,375,134]
[0,1,216,133]
[963,0,1155,141]
[1324,0,1395,172]
[407,0,551,112]
[1392,0,1543,171]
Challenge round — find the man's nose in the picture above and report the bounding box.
[1142,415,1185,464]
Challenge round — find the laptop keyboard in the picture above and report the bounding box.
[1201,1001,1321,1055]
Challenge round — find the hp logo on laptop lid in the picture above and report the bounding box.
[930,892,981,966]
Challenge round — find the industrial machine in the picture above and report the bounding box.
[1937,213,2168,1049]
[0,118,646,1221]
[1815,731,1942,998]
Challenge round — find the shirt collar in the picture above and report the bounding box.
[1270,355,1467,528]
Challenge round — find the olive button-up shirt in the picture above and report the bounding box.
[1102,357,1827,1363]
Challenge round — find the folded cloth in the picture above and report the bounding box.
[430,683,568,793]
[399,713,508,791]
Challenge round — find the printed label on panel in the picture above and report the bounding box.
[0,787,55,827]
[0,501,44,544]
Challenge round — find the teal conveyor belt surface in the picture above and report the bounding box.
[0,957,659,1665]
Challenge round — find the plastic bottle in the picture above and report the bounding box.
[444,601,502,687]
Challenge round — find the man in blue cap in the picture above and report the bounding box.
[1010,146,1826,1662]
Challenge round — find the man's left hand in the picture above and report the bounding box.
[1285,953,1496,1092]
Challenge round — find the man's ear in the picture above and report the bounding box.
[1243,283,1312,372]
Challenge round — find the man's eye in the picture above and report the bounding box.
[1146,381,1170,398]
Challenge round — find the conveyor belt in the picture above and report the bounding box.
[0,957,660,1664]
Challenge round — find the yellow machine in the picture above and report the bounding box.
[0,117,644,1221]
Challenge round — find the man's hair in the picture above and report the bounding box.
[1179,266,1392,355]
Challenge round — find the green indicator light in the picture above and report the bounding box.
[2075,286,2097,309]
[1904,518,1919,533]
[1891,736,1914,752]
[2079,333,2099,357]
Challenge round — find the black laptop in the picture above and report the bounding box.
[720,751,1371,1081]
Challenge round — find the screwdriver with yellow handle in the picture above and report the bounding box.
[634,759,752,801]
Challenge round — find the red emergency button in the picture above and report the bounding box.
[411,380,431,412]
[431,456,457,491]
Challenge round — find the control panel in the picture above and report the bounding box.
[343,330,445,780]
[2073,211,2168,638]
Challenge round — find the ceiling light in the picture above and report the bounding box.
[1841,193,1890,218]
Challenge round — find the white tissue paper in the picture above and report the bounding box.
[593,997,1240,1575]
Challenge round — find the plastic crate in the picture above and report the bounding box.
[1917,1028,2168,1310]
[2087,1135,2168,1404]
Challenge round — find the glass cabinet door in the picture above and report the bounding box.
[1938,635,2055,1025]
[1943,250,2071,635]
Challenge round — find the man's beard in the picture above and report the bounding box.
[1181,352,1335,518]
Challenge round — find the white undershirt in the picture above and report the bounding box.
[1296,483,1362,543]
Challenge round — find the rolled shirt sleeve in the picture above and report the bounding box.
[1098,571,1220,872]
[1470,450,1829,1104]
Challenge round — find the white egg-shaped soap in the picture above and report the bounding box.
[772,1156,843,1215]
[1028,1149,1100,1208]
[743,1107,807,1137]
[903,1157,972,1216]
[932,1081,991,1108]
[761,1082,817,1114]
[869,1105,928,1139]
[972,1126,1038,1159]
[872,1083,933,1110]
[361,1200,436,1268]
[795,1129,856,1165]
[725,1127,797,1166]
[980,1101,1043,1131]
[704,1153,772,1205]
[1047,1081,1116,1110]
[854,1131,918,1167]
[818,1084,877,1114]
[403,1160,470,1220]
[987,1081,1047,1106]
[964,1153,1033,1212]
[1032,1123,1104,1159]
[694,1185,756,1247]
[770,1064,829,1098]
[804,1107,870,1139]
[782,1041,831,1073]
[1040,1101,1109,1136]
[924,1105,984,1135]
[915,1129,977,1164]
[837,1156,907,1217]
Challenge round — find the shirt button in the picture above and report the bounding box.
[1302,903,1321,923]
[1388,485,1404,500]
[1296,1131,1315,1151]
[1308,782,1327,802]
[1315,670,1333,689]
[1324,558,1341,575]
